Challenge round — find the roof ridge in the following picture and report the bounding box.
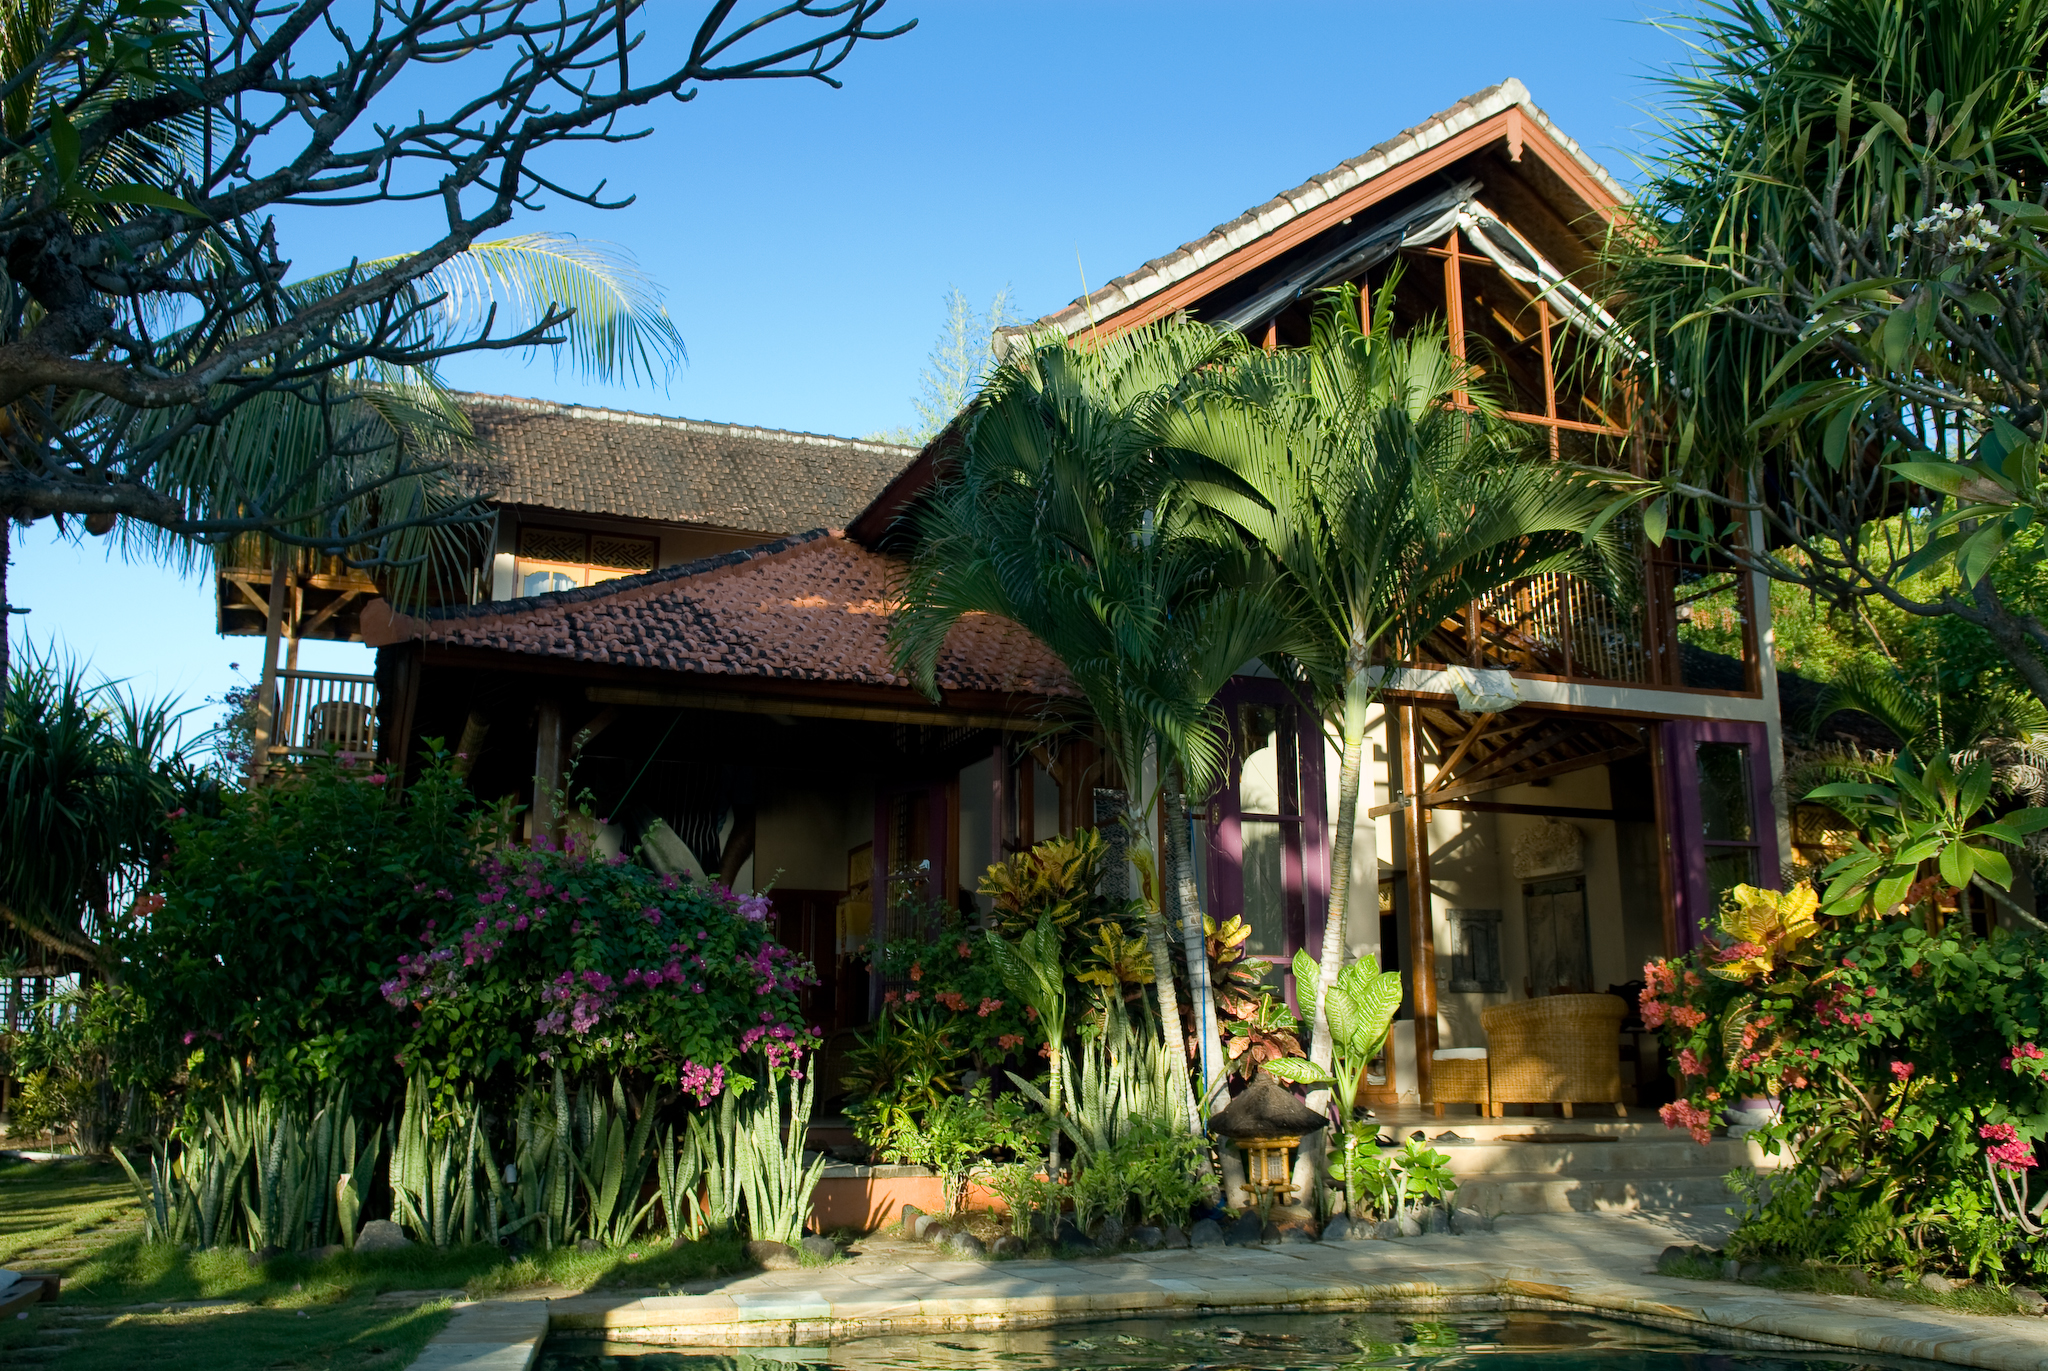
[1008,78,1626,339]
[420,528,839,623]
[455,391,921,455]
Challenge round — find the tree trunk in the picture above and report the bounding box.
[1133,791,1198,1132]
[1163,764,1226,1123]
[1,516,11,711]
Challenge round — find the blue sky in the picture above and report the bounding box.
[9,1,1691,727]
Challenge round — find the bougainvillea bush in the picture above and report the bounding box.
[386,840,816,1102]
[1648,881,2048,1278]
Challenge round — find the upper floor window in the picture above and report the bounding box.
[517,527,657,597]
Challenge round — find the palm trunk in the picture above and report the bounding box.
[1133,791,1198,1132]
[1163,764,1226,1126]
[1298,673,1373,1211]
[1,517,11,712]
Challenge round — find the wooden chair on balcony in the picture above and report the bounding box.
[1479,993,1628,1118]
[309,700,375,754]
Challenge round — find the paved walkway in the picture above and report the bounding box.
[414,1208,2048,1370]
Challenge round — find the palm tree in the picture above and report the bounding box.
[1165,282,1625,1096]
[890,315,1317,1131]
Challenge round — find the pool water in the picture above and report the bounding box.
[540,1309,1951,1370]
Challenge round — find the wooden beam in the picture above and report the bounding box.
[1430,799,1623,821]
[534,698,564,844]
[1420,742,1645,809]
[246,557,288,785]
[585,685,1035,732]
[1399,705,1439,1105]
[299,586,364,638]
[1442,724,1580,792]
[1424,713,1497,795]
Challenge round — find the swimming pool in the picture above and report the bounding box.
[538,1308,1953,1369]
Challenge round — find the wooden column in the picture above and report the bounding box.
[1442,232,1466,408]
[246,554,289,785]
[1538,299,1559,461]
[1399,704,1439,1104]
[533,698,564,846]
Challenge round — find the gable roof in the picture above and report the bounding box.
[362,529,1076,701]
[1001,78,1626,346]
[462,393,919,535]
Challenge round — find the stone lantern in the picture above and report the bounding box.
[1208,1070,1329,1208]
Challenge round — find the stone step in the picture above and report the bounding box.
[1426,1138,1772,1177]
[1452,1169,1741,1214]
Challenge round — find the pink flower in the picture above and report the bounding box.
[1670,1005,1706,1030]
[1890,1060,1915,1082]
[1659,1099,1715,1146]
[1677,1047,1706,1077]
[1982,1122,2019,1144]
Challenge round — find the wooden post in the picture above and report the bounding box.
[278,568,304,755]
[1399,704,1439,1105]
[1539,299,1559,461]
[533,698,564,846]
[1262,320,1278,352]
[1443,232,1466,408]
[246,554,289,785]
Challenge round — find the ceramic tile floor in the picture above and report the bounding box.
[409,1208,2048,1371]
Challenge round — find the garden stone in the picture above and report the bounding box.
[2013,1286,2046,1313]
[1398,1214,1422,1238]
[1189,1218,1224,1248]
[353,1221,411,1254]
[1737,1262,1779,1281]
[800,1236,836,1262]
[1094,1215,1125,1249]
[1322,1215,1352,1243]
[911,1214,944,1242]
[1130,1225,1164,1251]
[901,1204,925,1234]
[745,1239,803,1272]
[576,1238,605,1253]
[1375,1219,1404,1240]
[1159,1224,1188,1249]
[1845,1270,1871,1290]
[1054,1216,1093,1252]
[1921,1273,1956,1294]
[945,1231,988,1259]
[1224,1212,1266,1246]
[1656,1245,1693,1275]
[1720,1259,1742,1281]
[992,1235,1025,1257]
[1425,1206,1451,1235]
[1269,1205,1317,1241]
[1451,1207,1483,1235]
[1885,1278,1912,1292]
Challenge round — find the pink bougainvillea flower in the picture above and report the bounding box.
[1890,1060,1915,1082]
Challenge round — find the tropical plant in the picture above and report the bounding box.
[1266,948,1403,1217]
[1010,997,1195,1172]
[389,1073,486,1249]
[893,313,1320,1117]
[0,649,201,976]
[1809,752,2048,926]
[981,1161,1063,1239]
[867,285,1021,445]
[1219,989,1304,1082]
[571,1078,662,1248]
[987,914,1073,1168]
[735,1070,827,1247]
[1165,279,1621,1098]
[843,1005,972,1152]
[654,1120,709,1244]
[1598,0,2048,710]
[868,1080,1043,1216]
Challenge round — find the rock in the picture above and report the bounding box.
[901,1203,926,1234]
[1276,1223,1316,1244]
[353,1221,411,1254]
[744,1239,804,1271]
[992,1234,1025,1257]
[303,1245,345,1264]
[1130,1225,1164,1251]
[911,1214,943,1242]
[945,1230,988,1259]
[1720,1259,1742,1281]
[1269,1206,1317,1242]
[1409,1131,1427,1141]
[1158,1224,1189,1249]
[1375,1219,1404,1240]
[800,1235,837,1262]
[1921,1272,1956,1294]
[1224,1211,1266,1246]
[1451,1207,1483,1235]
[1094,1214,1125,1250]
[1188,1218,1224,1248]
[1053,1215,1093,1251]
[1322,1215,1353,1243]
[2013,1286,2045,1313]
[1398,1214,1422,1238]
[1425,1206,1450,1235]
[1259,1220,1282,1242]
[576,1238,606,1254]
[1656,1245,1694,1275]
[1885,1278,1912,1292]
[1737,1261,1779,1281]
[1845,1269,1871,1290]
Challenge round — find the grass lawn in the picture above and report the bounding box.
[1659,1250,2038,1317]
[0,1158,751,1369]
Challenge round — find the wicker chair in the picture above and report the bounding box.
[1479,993,1628,1118]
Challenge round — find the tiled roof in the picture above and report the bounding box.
[363,530,1077,699]
[1005,78,1626,344]
[460,393,920,534]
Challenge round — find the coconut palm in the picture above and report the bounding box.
[890,315,1319,1131]
[1163,282,1625,1093]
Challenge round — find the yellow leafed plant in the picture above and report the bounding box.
[1707,881,1820,981]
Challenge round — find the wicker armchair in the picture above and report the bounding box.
[1479,993,1628,1118]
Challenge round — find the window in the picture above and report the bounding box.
[1236,699,1300,959]
[1697,740,1759,914]
[1445,908,1504,993]
[1203,679,1328,982]
[516,526,656,597]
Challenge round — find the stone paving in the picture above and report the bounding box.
[410,1208,2048,1371]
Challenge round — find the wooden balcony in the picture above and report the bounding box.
[265,669,379,764]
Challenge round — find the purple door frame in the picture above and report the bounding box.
[1204,676,1330,1005]
[1660,718,1781,952]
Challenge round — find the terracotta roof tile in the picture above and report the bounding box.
[458,393,919,534]
[365,530,1076,699]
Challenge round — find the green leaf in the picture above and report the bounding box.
[1292,947,1321,1027]
[1888,461,1970,497]
[1872,870,1917,916]
[1973,846,2015,889]
[49,105,78,182]
[1643,495,1668,546]
[1260,1057,1335,1086]
[1938,841,1975,890]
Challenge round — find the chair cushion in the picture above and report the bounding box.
[1432,1047,1489,1060]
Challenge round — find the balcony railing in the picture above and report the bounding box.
[267,669,379,762]
[1426,574,1652,686]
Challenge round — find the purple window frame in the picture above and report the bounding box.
[1205,677,1330,1002]
[1660,718,1781,952]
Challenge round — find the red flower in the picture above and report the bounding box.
[1889,1060,1914,1082]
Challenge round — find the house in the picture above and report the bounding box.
[330,79,1793,1105]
